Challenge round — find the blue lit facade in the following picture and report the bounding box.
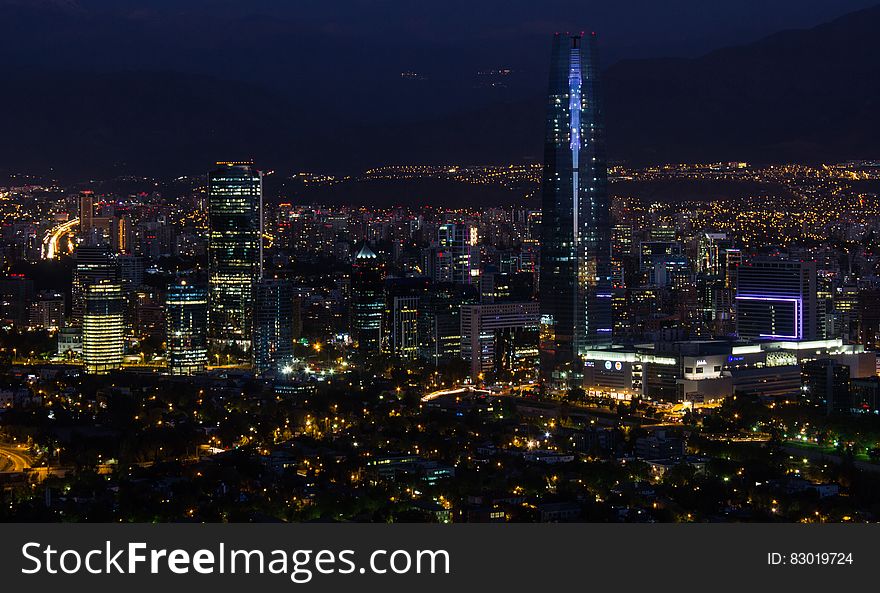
[539,33,612,380]
[166,280,209,375]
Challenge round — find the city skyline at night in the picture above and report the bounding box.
[1,5,880,530]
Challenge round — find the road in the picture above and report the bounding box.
[0,444,33,473]
[421,385,491,402]
[42,218,79,259]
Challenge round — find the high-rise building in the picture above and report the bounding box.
[736,258,818,341]
[72,244,118,325]
[29,290,65,331]
[118,254,144,288]
[110,214,132,254]
[0,274,34,328]
[165,280,209,376]
[130,287,164,339]
[418,283,479,364]
[435,223,480,285]
[698,233,732,275]
[383,277,429,359]
[391,295,420,359]
[802,358,851,415]
[208,161,263,349]
[79,191,95,237]
[610,223,634,288]
[539,32,612,381]
[461,301,540,383]
[351,244,385,356]
[82,281,125,374]
[858,288,880,351]
[254,279,295,376]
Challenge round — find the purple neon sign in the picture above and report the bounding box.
[735,293,802,339]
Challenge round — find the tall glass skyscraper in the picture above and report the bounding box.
[208,161,263,349]
[82,281,125,374]
[351,243,385,356]
[72,243,118,326]
[539,33,612,381]
[166,279,209,376]
[254,278,295,376]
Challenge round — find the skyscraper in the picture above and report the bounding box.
[166,280,209,376]
[382,277,430,360]
[72,244,118,326]
[0,274,33,328]
[79,191,95,237]
[254,278,295,376]
[208,161,263,349]
[351,244,385,356]
[418,282,479,365]
[436,223,480,285]
[29,290,65,331]
[82,281,124,374]
[539,33,612,381]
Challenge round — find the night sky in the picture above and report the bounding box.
[5,0,876,113]
[1,0,879,175]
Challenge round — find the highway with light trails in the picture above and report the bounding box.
[42,218,79,259]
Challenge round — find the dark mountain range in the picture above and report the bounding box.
[399,3,880,167]
[0,3,878,178]
[603,4,880,164]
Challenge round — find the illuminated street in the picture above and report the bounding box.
[42,217,79,260]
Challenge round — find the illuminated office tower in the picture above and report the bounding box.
[736,258,818,341]
[82,281,124,374]
[391,295,420,359]
[437,223,480,285]
[383,277,429,359]
[610,224,634,288]
[253,278,295,376]
[698,233,731,275]
[165,280,208,376]
[351,244,385,356]
[539,32,612,380]
[207,161,263,349]
[72,244,118,325]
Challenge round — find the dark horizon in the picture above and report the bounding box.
[1,1,880,181]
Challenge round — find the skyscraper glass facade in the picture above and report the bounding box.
[539,33,612,379]
[82,281,125,374]
[254,278,295,376]
[351,244,385,356]
[208,161,263,349]
[166,280,209,376]
[72,243,118,326]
